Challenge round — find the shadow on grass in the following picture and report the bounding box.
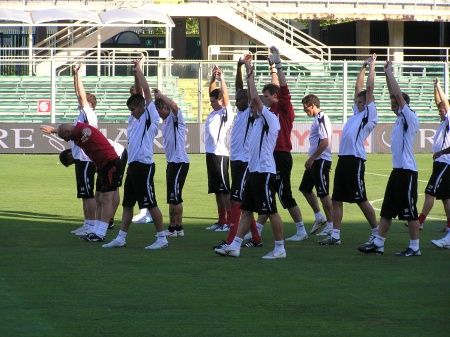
[0,210,80,222]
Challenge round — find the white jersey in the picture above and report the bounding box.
[247,106,280,174]
[308,111,332,161]
[339,102,378,160]
[432,111,450,165]
[204,104,234,156]
[70,105,98,161]
[127,101,159,164]
[391,104,419,171]
[161,109,189,163]
[230,107,253,162]
[108,139,125,157]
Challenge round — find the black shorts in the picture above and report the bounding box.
[241,172,278,215]
[74,160,95,199]
[206,153,230,194]
[425,161,450,200]
[117,149,128,187]
[230,160,249,202]
[122,162,158,209]
[274,151,297,209]
[166,162,189,205]
[299,159,331,198]
[332,156,367,203]
[96,158,122,193]
[380,169,418,221]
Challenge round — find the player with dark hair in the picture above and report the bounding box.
[204,66,234,232]
[358,60,421,256]
[320,54,378,246]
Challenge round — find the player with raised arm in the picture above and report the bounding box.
[358,60,421,256]
[320,54,378,246]
[215,55,286,259]
[102,59,168,250]
[204,66,234,232]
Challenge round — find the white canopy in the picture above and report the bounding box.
[0,9,33,23]
[100,7,173,26]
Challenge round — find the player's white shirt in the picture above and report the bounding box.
[391,104,419,171]
[308,111,332,161]
[230,107,253,162]
[247,106,280,174]
[204,104,234,156]
[339,102,378,160]
[127,101,159,164]
[161,109,189,163]
[70,105,98,161]
[432,111,450,165]
[108,139,125,157]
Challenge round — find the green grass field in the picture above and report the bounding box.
[0,153,448,337]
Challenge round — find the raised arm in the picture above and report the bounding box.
[133,59,152,104]
[269,46,286,87]
[153,89,178,113]
[235,58,245,91]
[354,58,368,102]
[217,67,230,107]
[268,57,280,87]
[244,57,263,113]
[365,53,377,104]
[384,61,406,109]
[434,78,450,112]
[73,64,89,108]
[209,65,218,93]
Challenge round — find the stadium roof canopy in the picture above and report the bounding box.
[0,6,174,27]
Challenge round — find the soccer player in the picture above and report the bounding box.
[102,59,168,250]
[152,88,189,237]
[204,66,234,232]
[255,46,311,242]
[320,53,378,245]
[299,94,334,236]
[358,60,421,256]
[68,64,98,236]
[214,55,262,249]
[41,122,122,242]
[215,55,286,259]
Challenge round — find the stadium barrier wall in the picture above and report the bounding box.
[0,122,440,154]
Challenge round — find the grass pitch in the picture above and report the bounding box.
[0,154,448,337]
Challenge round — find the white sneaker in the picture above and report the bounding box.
[363,234,376,246]
[144,239,168,250]
[214,245,240,257]
[316,224,333,236]
[71,225,87,234]
[310,218,327,234]
[286,232,309,241]
[262,250,286,259]
[214,224,230,232]
[133,215,153,224]
[73,226,92,236]
[205,223,220,231]
[431,237,450,249]
[176,229,185,237]
[102,239,126,248]
[164,230,177,238]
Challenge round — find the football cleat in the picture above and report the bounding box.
[358,242,384,255]
[431,238,450,249]
[144,239,168,250]
[316,224,333,236]
[395,247,421,257]
[285,232,309,242]
[310,218,327,234]
[262,250,286,259]
[241,239,263,248]
[213,240,227,250]
[205,223,220,231]
[81,233,105,242]
[214,245,240,257]
[102,239,126,248]
[319,236,341,245]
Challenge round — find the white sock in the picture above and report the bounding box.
[274,240,285,253]
[371,227,379,235]
[95,221,109,238]
[256,222,264,234]
[445,231,450,240]
[314,212,325,221]
[409,239,419,251]
[331,228,340,240]
[117,230,127,242]
[89,220,98,233]
[230,237,243,250]
[373,235,386,247]
[295,221,306,234]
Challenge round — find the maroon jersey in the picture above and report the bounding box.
[270,85,295,152]
[74,122,119,170]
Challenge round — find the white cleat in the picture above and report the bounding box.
[214,245,240,257]
[144,239,169,250]
[316,224,333,236]
[262,250,286,259]
[102,239,126,248]
[71,225,87,234]
[205,223,220,231]
[214,224,230,232]
[431,238,450,249]
[132,209,153,224]
[176,230,185,237]
[285,232,309,242]
[310,218,327,234]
